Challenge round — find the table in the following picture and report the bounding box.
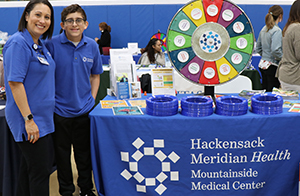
[90,95,300,196]
[101,54,141,65]
[96,67,110,103]
[0,100,55,196]
[0,100,21,196]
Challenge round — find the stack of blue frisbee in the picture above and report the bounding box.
[215,95,248,116]
[251,93,283,115]
[146,95,178,116]
[181,96,213,117]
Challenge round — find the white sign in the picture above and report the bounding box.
[191,8,202,20]
[207,4,218,17]
[236,37,248,49]
[188,63,200,75]
[174,35,186,47]
[231,53,243,64]
[204,67,215,79]
[219,64,231,75]
[222,9,234,21]
[179,19,190,31]
[177,51,189,63]
[151,68,175,96]
[233,22,245,33]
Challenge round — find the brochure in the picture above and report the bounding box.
[129,82,141,99]
[238,90,265,99]
[283,100,300,108]
[116,82,130,99]
[128,100,146,108]
[100,100,128,108]
[151,68,175,96]
[112,106,144,115]
[288,104,300,113]
[258,59,272,70]
[272,88,299,100]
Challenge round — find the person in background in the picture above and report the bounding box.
[3,0,55,195]
[256,5,283,92]
[94,22,111,54]
[45,4,103,196]
[277,0,300,92]
[138,38,165,66]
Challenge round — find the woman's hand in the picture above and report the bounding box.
[25,120,40,144]
[95,37,99,42]
[8,81,40,144]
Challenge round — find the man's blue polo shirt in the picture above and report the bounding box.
[45,32,103,117]
[3,29,56,142]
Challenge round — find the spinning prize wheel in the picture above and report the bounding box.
[167,0,254,87]
[151,32,167,52]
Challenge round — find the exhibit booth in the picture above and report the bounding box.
[0,0,297,196]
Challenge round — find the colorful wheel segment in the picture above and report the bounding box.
[166,0,255,86]
[151,32,167,52]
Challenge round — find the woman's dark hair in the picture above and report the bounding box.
[265,5,283,32]
[99,22,111,33]
[61,4,87,22]
[141,38,161,64]
[18,0,54,39]
[283,0,300,36]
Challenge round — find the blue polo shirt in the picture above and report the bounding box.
[3,29,56,142]
[45,32,103,117]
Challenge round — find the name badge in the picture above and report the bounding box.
[37,56,50,65]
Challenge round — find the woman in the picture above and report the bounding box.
[138,38,165,66]
[94,22,111,54]
[3,0,55,195]
[256,5,283,92]
[277,0,300,92]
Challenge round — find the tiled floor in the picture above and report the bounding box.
[50,149,98,196]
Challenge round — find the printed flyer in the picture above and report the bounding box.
[151,68,175,96]
[100,100,128,108]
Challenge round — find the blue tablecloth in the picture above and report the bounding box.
[0,100,21,196]
[90,95,300,196]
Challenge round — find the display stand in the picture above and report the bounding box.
[195,85,215,102]
[204,86,214,97]
[109,49,141,99]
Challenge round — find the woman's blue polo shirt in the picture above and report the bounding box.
[3,29,56,142]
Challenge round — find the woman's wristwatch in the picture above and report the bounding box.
[24,114,33,121]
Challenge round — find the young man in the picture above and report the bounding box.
[45,4,103,196]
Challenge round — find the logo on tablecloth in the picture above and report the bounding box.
[120,137,180,195]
